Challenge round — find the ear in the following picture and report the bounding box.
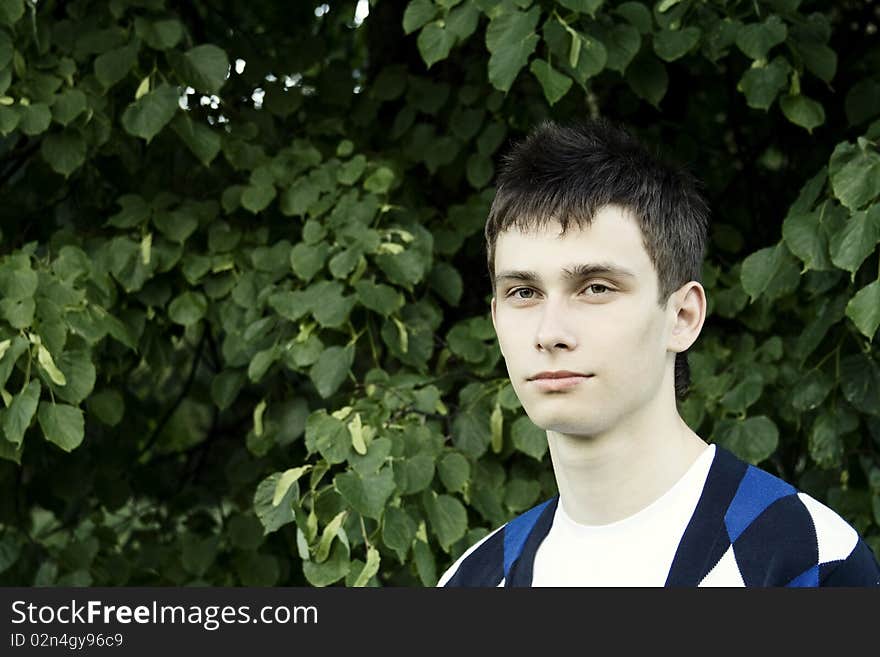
[668,282,706,353]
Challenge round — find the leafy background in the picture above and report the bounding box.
[0,0,878,586]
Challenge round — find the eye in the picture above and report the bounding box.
[586,283,610,295]
[508,287,535,300]
[506,284,613,300]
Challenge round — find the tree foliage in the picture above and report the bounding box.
[0,0,878,586]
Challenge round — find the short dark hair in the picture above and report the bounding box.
[484,118,710,401]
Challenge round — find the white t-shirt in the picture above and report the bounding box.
[531,444,716,586]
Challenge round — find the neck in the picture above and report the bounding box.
[545,378,708,526]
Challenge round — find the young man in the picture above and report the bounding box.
[438,119,880,587]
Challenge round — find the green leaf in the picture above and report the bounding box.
[846,280,880,340]
[170,114,220,167]
[248,346,278,383]
[438,453,470,493]
[254,472,297,534]
[0,30,9,72]
[350,436,392,476]
[713,415,778,465]
[51,89,87,126]
[828,142,880,211]
[779,94,825,133]
[428,262,463,307]
[53,349,96,405]
[417,21,456,69]
[656,0,681,11]
[490,404,503,453]
[626,51,667,107]
[85,389,124,426]
[171,44,229,94]
[845,80,880,126]
[168,291,207,326]
[736,16,787,61]
[19,103,51,136]
[3,379,40,446]
[616,2,652,34]
[0,105,19,136]
[485,7,541,93]
[412,539,436,585]
[0,0,24,26]
[290,242,327,282]
[797,41,836,84]
[0,260,37,300]
[351,545,381,587]
[337,154,366,185]
[0,297,34,329]
[558,0,603,13]
[94,42,138,88]
[302,541,350,587]
[382,506,416,562]
[828,206,880,274]
[782,208,834,273]
[403,0,437,35]
[738,57,791,110]
[601,24,641,73]
[309,346,354,399]
[135,17,184,50]
[0,530,22,574]
[511,415,548,460]
[40,131,86,178]
[354,280,403,316]
[305,410,351,464]
[447,3,480,41]
[653,27,700,62]
[809,409,855,469]
[312,291,355,329]
[398,453,436,494]
[505,479,541,512]
[570,33,607,82]
[0,336,28,389]
[466,153,494,189]
[452,402,491,458]
[181,533,219,577]
[121,84,179,143]
[280,179,320,217]
[363,166,395,194]
[273,466,311,506]
[153,209,198,244]
[37,402,85,452]
[719,372,763,414]
[791,369,834,411]
[334,466,396,519]
[839,353,880,415]
[740,243,800,302]
[425,493,467,550]
[210,369,244,411]
[529,59,572,105]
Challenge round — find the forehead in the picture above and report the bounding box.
[493,205,653,276]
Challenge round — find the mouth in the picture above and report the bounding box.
[529,374,594,391]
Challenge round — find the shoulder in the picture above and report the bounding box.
[437,496,558,587]
[436,523,506,587]
[705,447,880,586]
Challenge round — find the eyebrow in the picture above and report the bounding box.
[493,263,637,289]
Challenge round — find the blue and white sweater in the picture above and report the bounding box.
[441,446,880,587]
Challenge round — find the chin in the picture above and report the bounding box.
[523,409,603,436]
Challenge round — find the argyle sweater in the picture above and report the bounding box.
[442,446,880,587]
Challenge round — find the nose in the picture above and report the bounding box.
[535,297,578,352]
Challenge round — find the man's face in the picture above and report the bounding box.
[490,204,678,438]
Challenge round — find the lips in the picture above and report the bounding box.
[528,371,592,381]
